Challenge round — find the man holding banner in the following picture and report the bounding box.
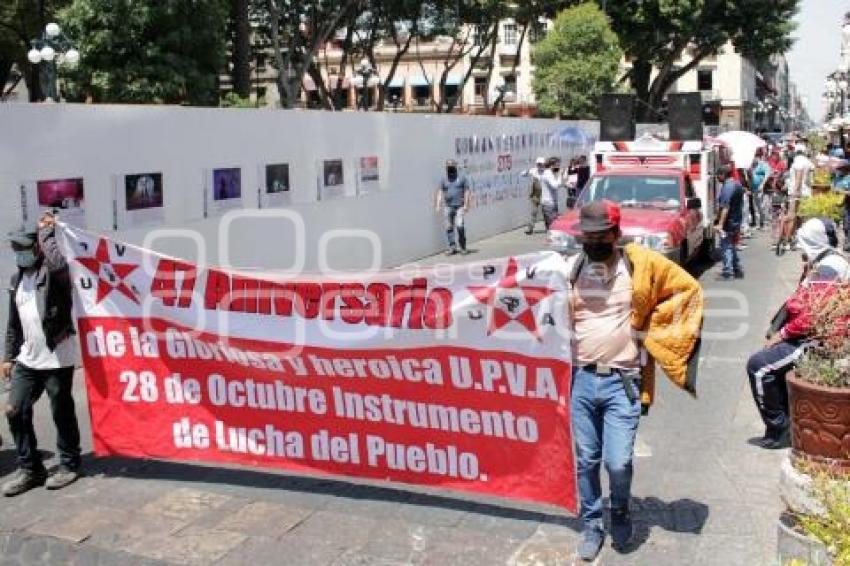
[567,200,703,561]
[2,213,83,496]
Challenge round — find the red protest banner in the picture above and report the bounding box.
[61,225,577,512]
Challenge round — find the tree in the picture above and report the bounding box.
[1,0,72,101]
[230,0,252,98]
[531,2,621,119]
[58,0,229,105]
[606,0,799,121]
[265,0,363,109]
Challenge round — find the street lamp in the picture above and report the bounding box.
[355,57,376,111]
[27,22,79,102]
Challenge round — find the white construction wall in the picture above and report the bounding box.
[0,105,598,275]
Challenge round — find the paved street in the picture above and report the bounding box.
[0,226,799,565]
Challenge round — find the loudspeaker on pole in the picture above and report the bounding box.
[598,94,636,142]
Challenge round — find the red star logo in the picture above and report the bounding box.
[76,239,140,304]
[467,257,553,341]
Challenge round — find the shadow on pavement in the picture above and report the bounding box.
[616,496,709,555]
[82,453,577,524]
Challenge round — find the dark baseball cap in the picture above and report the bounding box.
[578,200,621,233]
[7,230,37,247]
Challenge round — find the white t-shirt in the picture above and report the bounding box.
[790,155,815,197]
[14,271,78,369]
[540,170,562,205]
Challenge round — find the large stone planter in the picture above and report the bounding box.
[777,513,833,566]
[787,372,850,472]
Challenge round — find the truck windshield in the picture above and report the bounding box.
[578,175,681,209]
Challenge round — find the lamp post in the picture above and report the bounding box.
[356,57,376,111]
[27,22,79,102]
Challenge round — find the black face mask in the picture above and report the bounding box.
[583,241,615,262]
[447,167,458,179]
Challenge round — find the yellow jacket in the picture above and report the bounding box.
[623,243,704,408]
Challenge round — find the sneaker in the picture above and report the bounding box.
[611,507,634,550]
[736,243,748,250]
[45,466,81,490]
[524,228,534,235]
[445,248,458,256]
[577,527,605,562]
[758,428,791,450]
[734,270,745,279]
[460,248,471,255]
[2,468,47,497]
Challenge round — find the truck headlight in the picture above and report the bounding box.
[548,230,578,252]
[642,232,675,253]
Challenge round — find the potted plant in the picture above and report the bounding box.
[778,465,850,566]
[798,191,845,222]
[812,167,835,196]
[787,282,850,473]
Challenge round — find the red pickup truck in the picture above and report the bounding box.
[548,168,708,265]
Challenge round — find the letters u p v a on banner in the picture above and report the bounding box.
[58,224,577,513]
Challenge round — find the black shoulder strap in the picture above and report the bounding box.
[569,253,586,287]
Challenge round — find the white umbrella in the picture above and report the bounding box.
[717,130,767,168]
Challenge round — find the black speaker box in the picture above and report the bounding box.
[599,94,635,141]
[668,93,704,140]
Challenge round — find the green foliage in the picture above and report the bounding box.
[795,282,850,388]
[798,192,844,222]
[219,92,263,108]
[797,468,850,565]
[531,2,621,118]
[605,0,799,120]
[58,0,229,105]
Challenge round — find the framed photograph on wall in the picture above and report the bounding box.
[317,158,347,201]
[116,172,164,228]
[20,177,86,229]
[259,162,291,208]
[205,167,243,217]
[356,155,380,196]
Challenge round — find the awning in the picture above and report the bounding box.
[444,75,463,86]
[409,75,431,87]
[388,76,405,88]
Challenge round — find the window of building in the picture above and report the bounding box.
[697,69,713,92]
[529,22,547,43]
[256,53,267,71]
[256,87,267,100]
[442,84,460,108]
[413,85,431,105]
[386,86,404,108]
[503,23,517,46]
[503,74,517,94]
[474,76,487,103]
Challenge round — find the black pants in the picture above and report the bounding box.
[6,363,81,472]
[746,339,808,437]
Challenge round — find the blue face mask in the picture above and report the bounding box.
[15,249,37,269]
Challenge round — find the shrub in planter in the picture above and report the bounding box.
[789,282,850,471]
[798,192,845,222]
[795,467,850,565]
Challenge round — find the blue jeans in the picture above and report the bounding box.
[571,367,641,531]
[719,230,741,277]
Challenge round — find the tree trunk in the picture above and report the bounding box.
[231,0,252,98]
[630,59,653,122]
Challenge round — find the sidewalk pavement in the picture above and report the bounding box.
[0,227,799,565]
